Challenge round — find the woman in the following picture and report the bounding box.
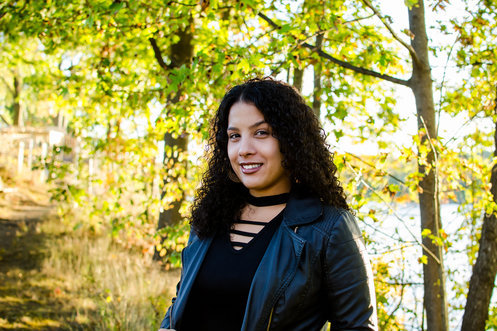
[159,78,377,331]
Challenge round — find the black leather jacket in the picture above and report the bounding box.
[160,193,377,330]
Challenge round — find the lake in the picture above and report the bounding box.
[360,202,494,330]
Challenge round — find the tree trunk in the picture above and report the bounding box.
[152,26,193,261]
[156,132,188,229]
[13,73,22,126]
[312,33,323,119]
[461,90,497,331]
[409,2,448,330]
[293,66,303,92]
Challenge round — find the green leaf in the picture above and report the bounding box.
[388,184,400,193]
[279,24,292,33]
[110,2,125,14]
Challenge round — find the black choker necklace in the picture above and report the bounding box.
[246,192,290,207]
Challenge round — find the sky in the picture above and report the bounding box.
[313,0,494,156]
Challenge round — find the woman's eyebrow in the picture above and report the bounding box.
[250,120,267,129]
[227,120,267,131]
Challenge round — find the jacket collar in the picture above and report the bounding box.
[282,189,323,227]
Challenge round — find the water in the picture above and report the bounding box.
[359,202,489,330]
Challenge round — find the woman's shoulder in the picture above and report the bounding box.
[321,204,355,222]
[186,226,202,245]
[315,205,362,242]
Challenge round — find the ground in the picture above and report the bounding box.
[0,183,83,330]
[0,177,179,330]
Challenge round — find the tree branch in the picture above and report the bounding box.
[347,162,442,265]
[148,37,169,72]
[360,0,422,67]
[342,14,375,24]
[436,33,459,136]
[258,12,279,29]
[377,280,424,286]
[0,113,11,126]
[167,0,197,6]
[257,12,411,87]
[337,146,406,185]
[303,42,411,86]
[0,75,14,94]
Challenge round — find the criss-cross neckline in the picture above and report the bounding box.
[229,210,284,252]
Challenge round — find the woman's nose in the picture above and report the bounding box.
[238,137,255,156]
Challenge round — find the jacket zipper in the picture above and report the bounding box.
[266,307,274,331]
[294,226,299,233]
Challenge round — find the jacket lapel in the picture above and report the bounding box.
[241,224,305,331]
[241,194,322,330]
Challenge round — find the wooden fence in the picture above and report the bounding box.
[0,126,77,181]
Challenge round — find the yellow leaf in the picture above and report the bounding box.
[418,255,428,264]
[421,229,431,237]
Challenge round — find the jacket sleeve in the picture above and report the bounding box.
[159,279,180,329]
[159,229,196,329]
[323,210,378,331]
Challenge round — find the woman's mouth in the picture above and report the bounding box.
[241,163,263,174]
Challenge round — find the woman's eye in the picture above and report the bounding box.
[255,130,269,136]
[229,133,240,139]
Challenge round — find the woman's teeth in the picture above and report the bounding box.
[242,164,261,169]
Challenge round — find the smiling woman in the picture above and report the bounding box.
[159,77,377,331]
[227,102,291,197]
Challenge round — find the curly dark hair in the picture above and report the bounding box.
[191,77,349,238]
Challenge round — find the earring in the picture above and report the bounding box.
[228,170,241,183]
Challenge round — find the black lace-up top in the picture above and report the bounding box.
[180,210,284,331]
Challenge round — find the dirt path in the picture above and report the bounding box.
[0,175,181,330]
[0,189,85,330]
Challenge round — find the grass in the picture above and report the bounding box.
[0,214,179,331]
[0,168,179,330]
[40,219,179,330]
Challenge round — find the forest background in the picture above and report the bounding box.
[1,0,496,330]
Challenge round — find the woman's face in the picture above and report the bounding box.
[227,101,291,197]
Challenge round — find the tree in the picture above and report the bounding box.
[149,25,193,259]
[3,0,497,328]
[254,0,447,328]
[0,35,61,127]
[446,1,497,328]
[461,109,497,329]
[0,0,267,264]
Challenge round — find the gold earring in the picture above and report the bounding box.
[228,170,241,183]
